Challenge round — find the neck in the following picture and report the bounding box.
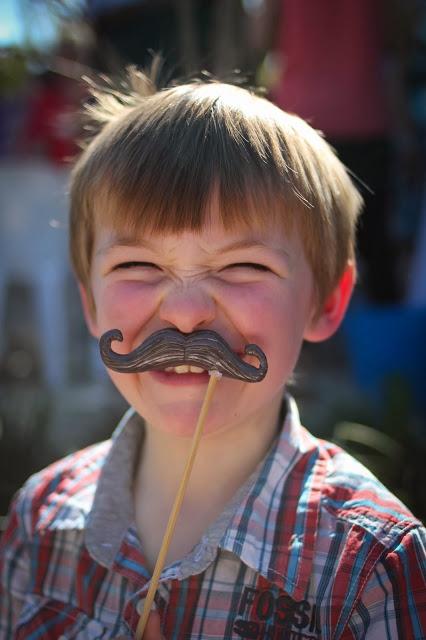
[135,396,282,510]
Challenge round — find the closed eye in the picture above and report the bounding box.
[222,262,272,272]
[113,261,160,270]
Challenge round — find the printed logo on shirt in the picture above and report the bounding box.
[232,586,321,639]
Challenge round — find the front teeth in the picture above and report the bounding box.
[164,365,205,374]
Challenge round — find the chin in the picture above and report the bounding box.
[142,404,229,438]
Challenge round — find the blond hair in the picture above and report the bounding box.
[70,67,362,313]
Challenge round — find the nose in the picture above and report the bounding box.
[158,283,216,333]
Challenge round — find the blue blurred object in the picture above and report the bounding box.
[342,304,426,417]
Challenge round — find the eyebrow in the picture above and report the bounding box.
[216,239,270,253]
[95,236,155,257]
[95,234,291,260]
[215,238,291,261]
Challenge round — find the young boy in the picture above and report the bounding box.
[1,69,425,639]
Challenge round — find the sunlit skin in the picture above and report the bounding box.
[84,212,331,438]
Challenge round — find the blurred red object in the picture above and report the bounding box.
[22,72,81,165]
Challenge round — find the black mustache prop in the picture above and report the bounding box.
[99,328,268,382]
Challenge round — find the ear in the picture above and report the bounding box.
[78,282,100,339]
[304,262,355,343]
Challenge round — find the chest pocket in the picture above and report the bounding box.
[15,594,128,639]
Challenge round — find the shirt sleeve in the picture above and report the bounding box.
[345,525,426,639]
[0,491,31,639]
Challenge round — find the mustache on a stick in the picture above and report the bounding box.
[99,328,268,382]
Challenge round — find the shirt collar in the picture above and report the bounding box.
[85,397,325,599]
[220,396,326,599]
[85,407,144,568]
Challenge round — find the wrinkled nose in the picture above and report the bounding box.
[158,284,216,334]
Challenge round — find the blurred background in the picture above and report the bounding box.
[0,0,425,525]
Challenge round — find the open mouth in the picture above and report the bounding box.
[150,353,254,384]
[150,366,210,386]
[164,364,206,374]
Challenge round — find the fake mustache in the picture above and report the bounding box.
[99,328,268,382]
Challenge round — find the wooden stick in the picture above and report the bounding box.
[135,371,222,639]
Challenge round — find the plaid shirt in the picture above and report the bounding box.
[1,397,425,639]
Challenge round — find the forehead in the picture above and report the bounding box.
[92,179,303,250]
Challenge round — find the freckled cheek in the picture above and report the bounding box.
[95,282,159,336]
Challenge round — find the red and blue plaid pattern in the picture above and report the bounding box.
[1,399,425,639]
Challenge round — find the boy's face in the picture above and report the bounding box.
[84,203,333,438]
